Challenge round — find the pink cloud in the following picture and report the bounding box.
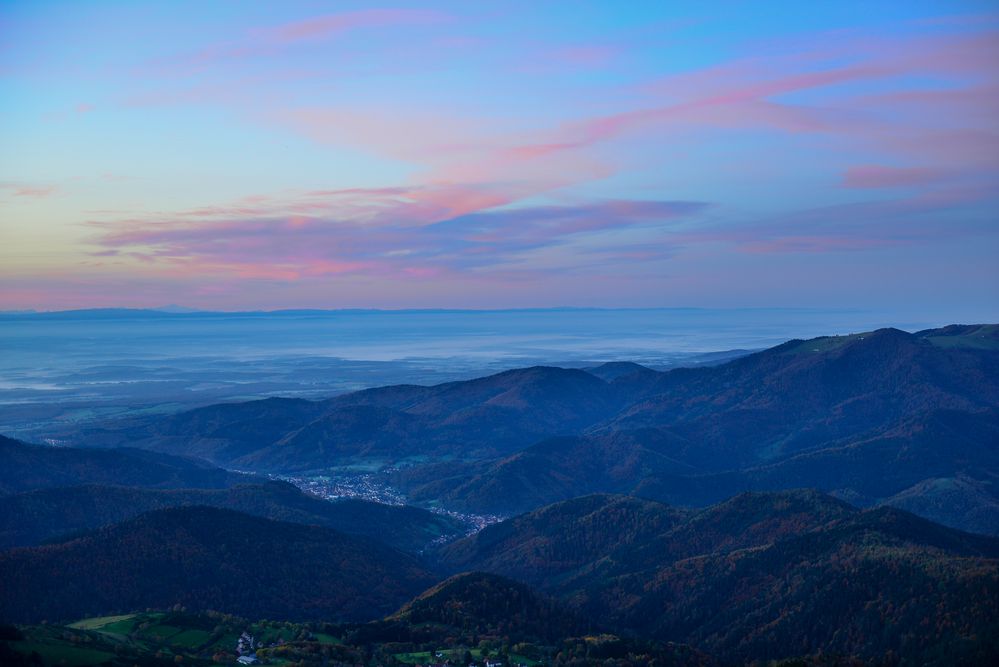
[20,13,993,310]
[137,20,998,238]
[278,106,612,216]
[505,63,887,158]
[87,193,709,283]
[1,183,58,198]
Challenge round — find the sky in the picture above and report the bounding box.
[1,1,997,317]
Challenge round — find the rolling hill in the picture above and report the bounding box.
[0,506,438,624]
[434,492,999,664]
[415,405,999,529]
[1,593,715,667]
[598,326,999,467]
[0,435,252,495]
[386,571,591,643]
[437,494,690,587]
[67,366,625,469]
[617,507,999,664]
[879,474,999,536]
[0,480,465,551]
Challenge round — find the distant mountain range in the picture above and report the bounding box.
[61,324,999,534]
[0,306,726,319]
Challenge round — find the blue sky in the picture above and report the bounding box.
[1,1,997,318]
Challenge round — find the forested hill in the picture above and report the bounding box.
[387,572,592,642]
[0,435,252,494]
[0,480,464,551]
[0,506,438,624]
[435,491,999,664]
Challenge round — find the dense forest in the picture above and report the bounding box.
[0,506,436,624]
[434,492,999,664]
[0,479,463,551]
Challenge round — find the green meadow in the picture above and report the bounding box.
[7,611,347,666]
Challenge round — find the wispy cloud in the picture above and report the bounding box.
[89,193,709,281]
[5,3,998,310]
[82,18,999,291]
[1,183,58,198]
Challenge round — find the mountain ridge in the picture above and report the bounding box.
[0,480,464,551]
[433,491,999,664]
[0,435,254,495]
[30,323,999,533]
[0,505,438,624]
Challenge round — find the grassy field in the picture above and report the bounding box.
[6,610,534,667]
[98,617,142,636]
[926,324,999,349]
[783,333,862,355]
[9,639,116,667]
[783,324,999,354]
[9,626,119,667]
[168,628,212,648]
[66,614,136,631]
[143,623,187,640]
[393,650,434,663]
[393,648,483,663]
[11,612,228,666]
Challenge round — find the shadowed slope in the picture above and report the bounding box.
[435,491,999,664]
[0,480,464,551]
[0,506,438,624]
[0,435,251,494]
[388,572,590,642]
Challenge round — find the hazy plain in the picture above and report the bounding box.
[0,307,935,439]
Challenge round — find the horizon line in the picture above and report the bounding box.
[0,305,881,317]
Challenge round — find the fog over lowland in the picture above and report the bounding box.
[0,307,940,440]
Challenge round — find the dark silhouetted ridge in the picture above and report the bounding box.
[0,506,437,623]
[0,435,251,494]
[0,480,464,551]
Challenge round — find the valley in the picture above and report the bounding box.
[274,470,503,542]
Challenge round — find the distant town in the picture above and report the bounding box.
[275,471,503,541]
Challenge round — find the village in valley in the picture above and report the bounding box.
[277,471,504,540]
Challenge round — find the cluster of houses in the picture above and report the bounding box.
[236,631,258,665]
